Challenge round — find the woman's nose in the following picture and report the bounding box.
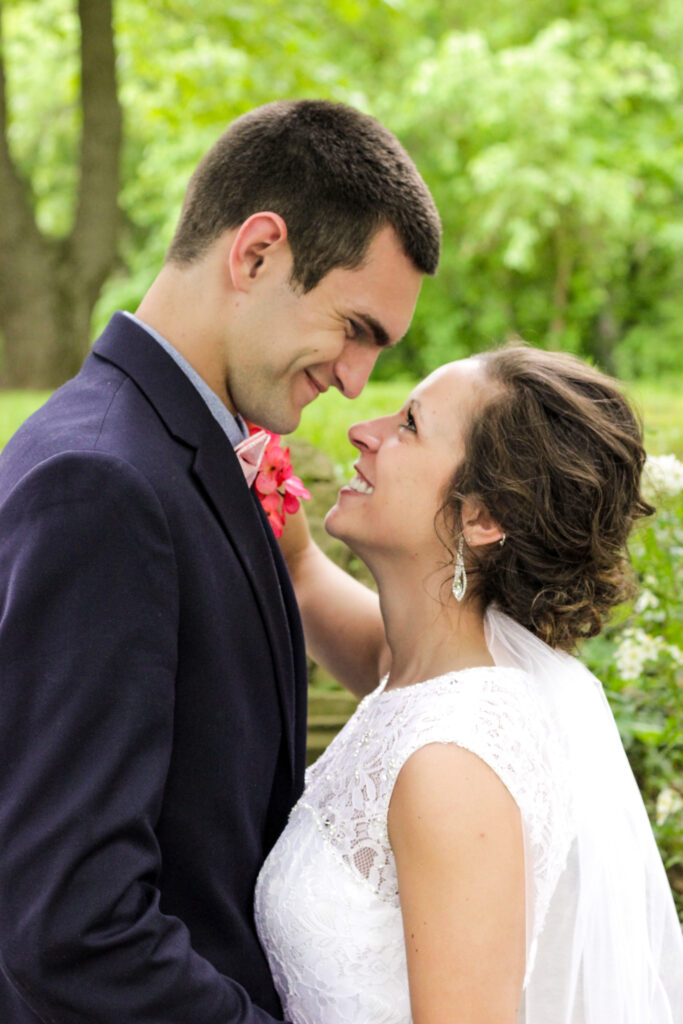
[348,419,382,453]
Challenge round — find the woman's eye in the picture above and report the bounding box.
[399,407,417,433]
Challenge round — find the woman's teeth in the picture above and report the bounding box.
[348,474,374,495]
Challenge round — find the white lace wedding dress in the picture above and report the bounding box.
[254,665,573,1024]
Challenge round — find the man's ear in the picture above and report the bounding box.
[227,212,289,292]
[461,496,505,548]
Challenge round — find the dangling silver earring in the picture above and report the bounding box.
[452,535,467,602]
[499,533,506,547]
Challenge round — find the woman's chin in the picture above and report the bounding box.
[323,503,344,539]
[324,505,358,549]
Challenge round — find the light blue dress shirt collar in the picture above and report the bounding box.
[121,311,248,447]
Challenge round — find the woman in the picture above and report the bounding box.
[254,344,683,1024]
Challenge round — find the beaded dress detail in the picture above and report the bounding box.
[254,666,573,1024]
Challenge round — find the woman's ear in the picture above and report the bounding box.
[227,212,289,292]
[461,497,505,548]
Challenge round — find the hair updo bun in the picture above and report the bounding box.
[441,343,655,651]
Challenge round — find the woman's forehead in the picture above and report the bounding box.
[410,358,490,410]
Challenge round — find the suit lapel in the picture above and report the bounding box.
[191,436,300,776]
[91,313,300,781]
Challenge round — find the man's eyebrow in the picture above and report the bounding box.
[352,311,391,348]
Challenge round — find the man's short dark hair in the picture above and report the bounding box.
[167,100,441,290]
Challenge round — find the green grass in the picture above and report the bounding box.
[0,391,51,448]
[286,378,415,475]
[0,382,413,467]
[288,374,683,476]
[624,377,683,460]
[1,376,681,467]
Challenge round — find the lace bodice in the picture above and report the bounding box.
[255,667,575,1024]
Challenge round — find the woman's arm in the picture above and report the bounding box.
[279,506,389,698]
[388,743,526,1024]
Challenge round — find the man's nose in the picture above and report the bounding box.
[333,344,380,400]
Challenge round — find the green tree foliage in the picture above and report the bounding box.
[381,17,683,379]
[1,0,681,382]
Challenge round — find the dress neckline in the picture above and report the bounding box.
[375,664,527,699]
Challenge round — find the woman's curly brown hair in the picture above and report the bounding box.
[440,343,655,651]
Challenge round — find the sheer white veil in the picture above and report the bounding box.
[484,605,683,1024]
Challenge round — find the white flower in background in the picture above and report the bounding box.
[634,588,659,614]
[656,787,683,826]
[643,453,683,498]
[667,643,683,666]
[615,628,665,680]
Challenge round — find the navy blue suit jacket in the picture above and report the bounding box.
[0,314,308,1022]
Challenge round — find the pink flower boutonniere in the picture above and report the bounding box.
[245,421,311,538]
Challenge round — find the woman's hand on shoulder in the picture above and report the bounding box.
[388,743,525,1024]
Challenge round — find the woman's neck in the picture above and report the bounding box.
[373,557,494,691]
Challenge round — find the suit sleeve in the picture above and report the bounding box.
[0,451,285,1024]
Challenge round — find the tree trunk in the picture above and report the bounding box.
[0,0,122,387]
[549,226,572,337]
[0,240,96,386]
[591,306,618,376]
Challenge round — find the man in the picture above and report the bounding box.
[0,100,440,1022]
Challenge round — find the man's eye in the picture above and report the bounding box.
[346,319,363,340]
